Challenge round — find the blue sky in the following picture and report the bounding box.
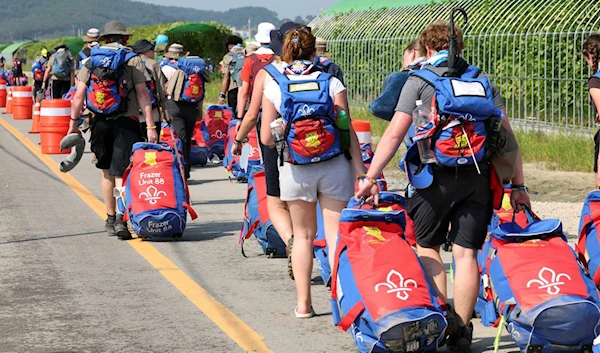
[139,0,340,18]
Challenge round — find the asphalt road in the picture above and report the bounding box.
[0,111,518,353]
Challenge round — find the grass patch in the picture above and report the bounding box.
[516,129,594,172]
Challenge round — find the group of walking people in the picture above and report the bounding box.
[53,15,600,353]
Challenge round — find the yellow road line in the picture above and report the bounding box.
[0,117,273,353]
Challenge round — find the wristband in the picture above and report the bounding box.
[358,175,378,185]
[146,125,157,130]
[511,184,538,195]
[219,92,226,99]
[70,117,79,121]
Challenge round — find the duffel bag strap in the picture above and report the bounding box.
[183,202,198,220]
[336,302,365,332]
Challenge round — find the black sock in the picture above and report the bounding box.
[107,214,116,221]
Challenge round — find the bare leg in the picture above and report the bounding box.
[417,245,448,302]
[452,245,479,326]
[318,196,347,271]
[287,200,317,315]
[267,196,293,245]
[102,170,116,216]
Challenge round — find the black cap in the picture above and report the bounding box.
[132,39,155,55]
[270,22,311,57]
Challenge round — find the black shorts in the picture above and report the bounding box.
[51,80,71,99]
[406,165,493,250]
[90,116,143,177]
[261,144,280,197]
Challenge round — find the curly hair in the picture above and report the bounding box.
[282,27,316,64]
[419,21,464,53]
[582,34,600,74]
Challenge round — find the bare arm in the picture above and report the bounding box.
[220,72,230,97]
[366,111,412,180]
[260,94,277,147]
[236,70,266,141]
[135,82,153,126]
[591,88,600,184]
[236,81,250,118]
[334,91,366,175]
[67,81,88,133]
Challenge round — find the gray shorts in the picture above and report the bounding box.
[279,155,355,203]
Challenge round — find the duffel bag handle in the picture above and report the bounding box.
[511,204,538,224]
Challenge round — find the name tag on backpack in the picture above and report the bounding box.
[289,82,319,93]
[451,80,486,97]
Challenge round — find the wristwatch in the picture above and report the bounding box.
[235,137,249,145]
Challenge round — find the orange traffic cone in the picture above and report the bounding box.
[5,87,13,114]
[29,100,41,134]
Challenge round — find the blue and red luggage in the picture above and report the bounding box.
[331,199,449,353]
[123,142,197,240]
[223,119,261,182]
[239,164,286,257]
[202,105,232,159]
[576,190,600,286]
[478,210,600,353]
[190,121,210,166]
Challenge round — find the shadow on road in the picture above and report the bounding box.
[0,230,105,245]
[176,221,243,242]
[191,199,245,206]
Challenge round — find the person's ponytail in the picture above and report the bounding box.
[282,28,316,64]
[583,34,600,74]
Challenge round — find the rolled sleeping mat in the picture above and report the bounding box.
[58,133,85,173]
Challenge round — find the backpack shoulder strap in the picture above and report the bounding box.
[263,64,287,84]
[409,67,440,87]
[461,65,482,79]
[124,52,137,63]
[78,51,88,60]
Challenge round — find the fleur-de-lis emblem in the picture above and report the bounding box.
[526,267,571,295]
[100,57,112,68]
[375,270,417,300]
[211,130,226,139]
[193,66,201,73]
[299,104,315,116]
[248,147,259,157]
[139,185,167,205]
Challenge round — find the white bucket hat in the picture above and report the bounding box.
[255,22,276,44]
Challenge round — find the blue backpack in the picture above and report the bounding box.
[478,214,600,353]
[85,46,136,115]
[576,190,600,287]
[123,142,197,239]
[332,200,449,353]
[239,164,286,257]
[177,57,206,103]
[410,65,502,167]
[31,59,46,82]
[264,63,342,165]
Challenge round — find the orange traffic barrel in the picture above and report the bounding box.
[0,79,7,108]
[39,99,71,154]
[12,86,33,120]
[29,101,41,134]
[352,120,372,145]
[5,87,13,114]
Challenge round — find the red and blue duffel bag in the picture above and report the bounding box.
[239,164,286,257]
[123,142,197,240]
[479,211,600,353]
[201,105,232,159]
[190,121,210,166]
[331,202,449,353]
[314,192,417,288]
[223,119,261,182]
[576,190,600,286]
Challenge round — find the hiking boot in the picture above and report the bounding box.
[115,214,133,240]
[105,215,117,237]
[446,322,473,353]
[287,237,294,280]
